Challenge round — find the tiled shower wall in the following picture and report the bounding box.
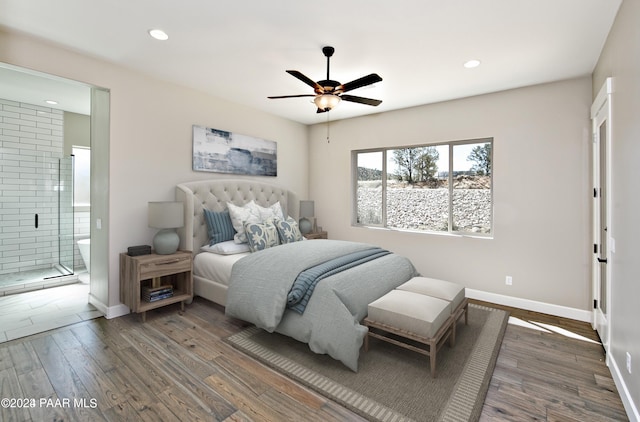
[0,98,64,275]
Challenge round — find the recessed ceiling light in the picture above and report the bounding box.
[464,59,481,69]
[45,100,58,105]
[148,29,169,41]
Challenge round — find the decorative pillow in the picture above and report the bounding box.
[274,217,303,244]
[203,209,235,245]
[244,220,280,252]
[227,201,261,243]
[200,240,251,255]
[256,202,285,221]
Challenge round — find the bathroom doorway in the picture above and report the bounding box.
[0,64,92,295]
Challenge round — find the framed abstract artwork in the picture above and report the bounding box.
[192,125,277,176]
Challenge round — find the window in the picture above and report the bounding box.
[353,138,492,235]
[72,146,91,207]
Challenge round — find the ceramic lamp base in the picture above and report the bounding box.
[153,229,179,254]
[299,217,312,235]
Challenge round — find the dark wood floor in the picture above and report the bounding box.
[475,300,628,421]
[0,298,628,421]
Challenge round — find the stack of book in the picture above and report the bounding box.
[142,285,174,302]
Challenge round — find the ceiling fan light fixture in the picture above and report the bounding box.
[314,93,341,111]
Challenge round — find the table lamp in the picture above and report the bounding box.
[299,200,314,235]
[148,201,184,254]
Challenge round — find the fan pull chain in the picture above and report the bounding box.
[326,111,331,143]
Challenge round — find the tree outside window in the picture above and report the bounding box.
[354,138,492,235]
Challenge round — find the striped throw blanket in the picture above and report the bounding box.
[286,247,390,314]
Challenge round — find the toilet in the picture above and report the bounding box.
[77,238,90,273]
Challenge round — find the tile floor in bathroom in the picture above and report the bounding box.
[0,267,78,296]
[0,273,103,343]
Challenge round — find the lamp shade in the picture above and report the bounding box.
[148,201,184,229]
[299,200,315,218]
[149,202,183,254]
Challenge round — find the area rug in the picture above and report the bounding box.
[225,304,508,422]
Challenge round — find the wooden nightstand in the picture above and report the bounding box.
[304,231,328,240]
[120,250,193,322]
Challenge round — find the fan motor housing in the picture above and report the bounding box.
[317,79,341,94]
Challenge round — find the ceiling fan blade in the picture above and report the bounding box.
[340,73,382,93]
[340,95,382,106]
[316,108,328,114]
[286,70,322,92]
[268,94,315,99]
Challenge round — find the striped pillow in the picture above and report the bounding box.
[203,209,235,245]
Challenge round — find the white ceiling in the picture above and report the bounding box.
[0,0,621,124]
[0,64,92,115]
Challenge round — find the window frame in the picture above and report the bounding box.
[352,137,493,237]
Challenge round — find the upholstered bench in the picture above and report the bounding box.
[364,290,455,377]
[396,276,469,345]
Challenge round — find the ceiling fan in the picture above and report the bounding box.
[268,46,382,113]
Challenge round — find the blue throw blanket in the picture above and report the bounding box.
[286,247,390,314]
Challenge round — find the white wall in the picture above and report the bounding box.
[309,77,593,313]
[593,0,640,418]
[0,29,309,310]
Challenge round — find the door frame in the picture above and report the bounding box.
[590,77,613,359]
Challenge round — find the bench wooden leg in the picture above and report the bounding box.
[450,321,456,347]
[364,316,454,378]
[430,339,437,377]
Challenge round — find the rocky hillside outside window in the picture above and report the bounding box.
[353,138,493,236]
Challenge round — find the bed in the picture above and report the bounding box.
[176,179,418,371]
[177,179,297,305]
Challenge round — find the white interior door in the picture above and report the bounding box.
[591,78,612,356]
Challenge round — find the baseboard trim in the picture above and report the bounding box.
[88,294,130,319]
[609,352,639,422]
[465,289,592,322]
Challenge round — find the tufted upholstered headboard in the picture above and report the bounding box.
[176,179,299,255]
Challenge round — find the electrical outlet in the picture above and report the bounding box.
[505,276,513,286]
[627,352,632,374]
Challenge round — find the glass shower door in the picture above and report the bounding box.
[58,155,74,275]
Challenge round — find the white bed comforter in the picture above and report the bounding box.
[225,239,418,371]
